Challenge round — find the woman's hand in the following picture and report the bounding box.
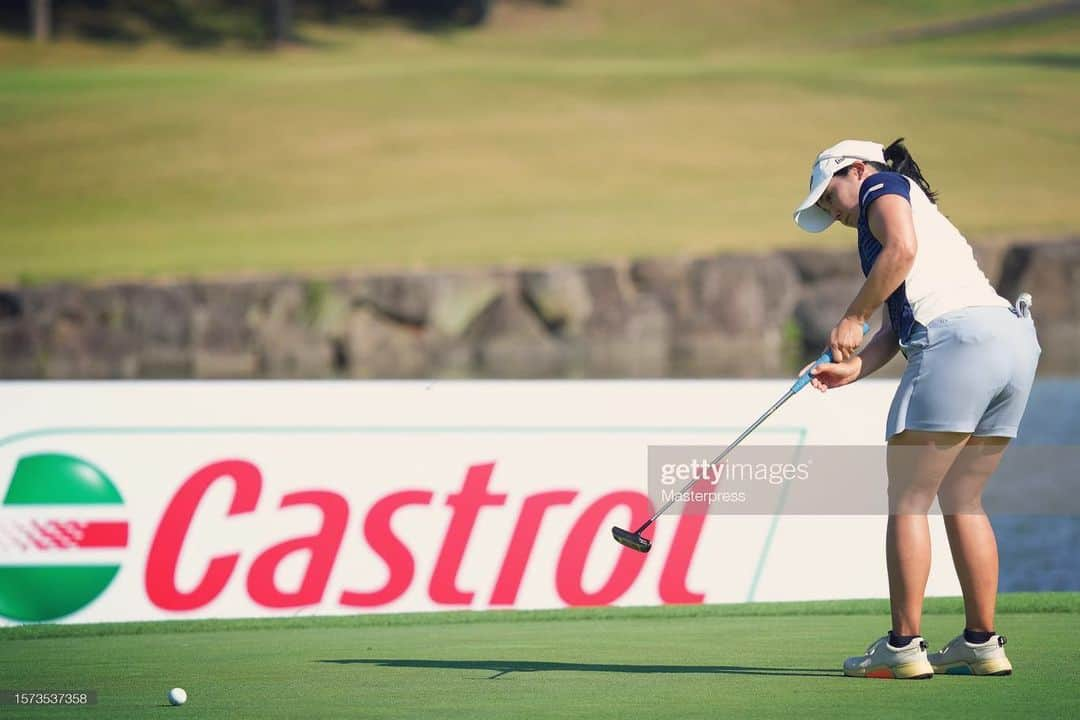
[829,316,867,361]
[799,356,862,393]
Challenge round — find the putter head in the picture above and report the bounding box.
[611,526,651,553]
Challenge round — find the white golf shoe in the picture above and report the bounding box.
[843,634,934,679]
[929,633,1013,676]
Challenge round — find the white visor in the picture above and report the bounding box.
[793,140,885,233]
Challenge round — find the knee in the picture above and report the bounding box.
[937,485,984,514]
[888,482,937,514]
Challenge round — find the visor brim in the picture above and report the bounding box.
[793,171,835,233]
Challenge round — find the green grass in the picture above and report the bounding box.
[1,1,1078,282]
[2,594,1078,718]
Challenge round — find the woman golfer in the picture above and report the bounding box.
[793,138,1040,679]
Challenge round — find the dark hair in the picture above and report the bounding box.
[837,137,939,204]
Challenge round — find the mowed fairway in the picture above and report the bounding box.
[1,1,1079,281]
[2,594,1078,719]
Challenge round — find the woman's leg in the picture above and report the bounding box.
[885,430,970,636]
[937,436,1010,632]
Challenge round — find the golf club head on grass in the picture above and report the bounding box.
[611,526,651,553]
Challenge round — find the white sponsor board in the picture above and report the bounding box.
[0,380,960,626]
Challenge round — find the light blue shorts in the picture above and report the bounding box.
[886,305,1041,440]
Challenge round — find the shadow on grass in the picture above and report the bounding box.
[318,658,839,680]
[988,52,1080,70]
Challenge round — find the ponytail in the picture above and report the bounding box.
[878,137,938,204]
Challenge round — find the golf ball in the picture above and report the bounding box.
[168,687,187,706]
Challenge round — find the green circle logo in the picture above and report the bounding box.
[0,454,127,623]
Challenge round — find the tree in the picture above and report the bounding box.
[30,0,50,43]
[271,0,293,46]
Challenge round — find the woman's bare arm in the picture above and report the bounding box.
[854,307,899,380]
[844,194,917,324]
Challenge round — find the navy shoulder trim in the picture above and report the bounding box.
[859,172,910,211]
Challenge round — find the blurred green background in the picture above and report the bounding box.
[1,0,1078,282]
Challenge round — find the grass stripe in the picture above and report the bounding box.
[3,592,1077,641]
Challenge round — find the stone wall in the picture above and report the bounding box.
[1,236,1077,379]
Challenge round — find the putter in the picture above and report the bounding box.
[612,323,870,553]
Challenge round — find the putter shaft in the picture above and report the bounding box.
[632,387,796,535]
[624,323,868,542]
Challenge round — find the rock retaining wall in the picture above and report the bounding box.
[2,237,1077,379]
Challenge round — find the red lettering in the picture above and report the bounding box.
[556,491,650,606]
[429,463,506,605]
[247,490,349,608]
[658,487,709,604]
[146,460,261,611]
[340,490,433,607]
[490,491,577,605]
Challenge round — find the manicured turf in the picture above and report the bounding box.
[2,593,1078,718]
[1,1,1078,281]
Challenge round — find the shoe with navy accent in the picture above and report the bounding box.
[929,633,1012,676]
[843,634,934,679]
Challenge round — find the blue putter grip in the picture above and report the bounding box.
[791,322,871,393]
